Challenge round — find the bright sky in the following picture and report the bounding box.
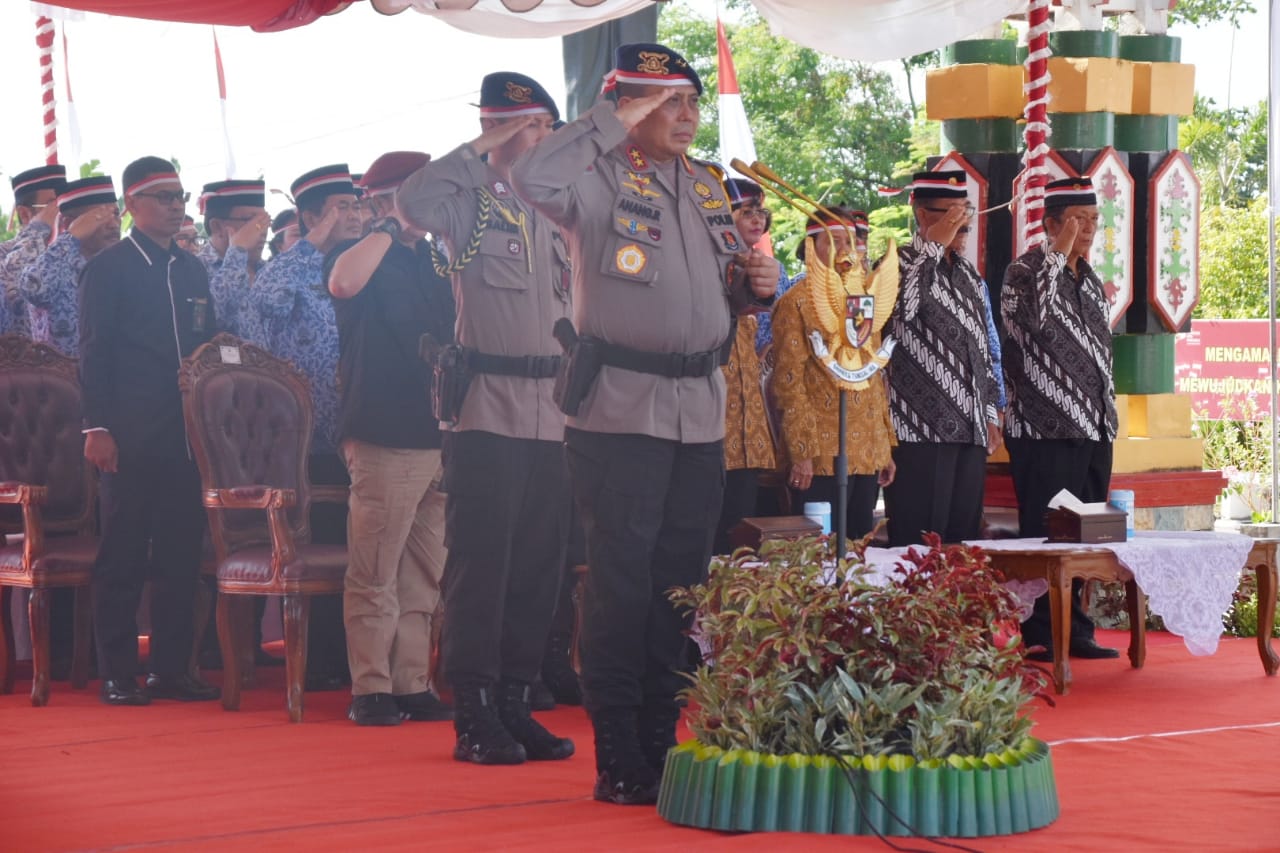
[0,1,1268,215]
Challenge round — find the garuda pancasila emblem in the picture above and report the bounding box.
[799,235,899,390]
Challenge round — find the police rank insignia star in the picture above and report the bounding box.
[615,243,648,275]
[627,146,649,170]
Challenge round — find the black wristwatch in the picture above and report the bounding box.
[368,217,402,241]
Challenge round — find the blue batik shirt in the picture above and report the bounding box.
[0,221,52,339]
[198,241,254,339]
[19,232,87,356]
[979,278,1006,411]
[243,239,340,453]
[756,267,796,352]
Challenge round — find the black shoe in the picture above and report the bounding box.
[497,679,575,761]
[1070,639,1120,659]
[100,678,151,706]
[395,690,454,722]
[453,684,527,765]
[592,707,660,805]
[541,632,583,706]
[638,699,681,772]
[145,673,219,702]
[530,679,557,712]
[348,693,403,726]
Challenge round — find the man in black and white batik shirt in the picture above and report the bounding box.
[1002,176,1119,661]
[884,169,1001,548]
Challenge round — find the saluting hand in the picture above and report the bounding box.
[744,249,781,299]
[303,205,340,251]
[1051,215,1080,258]
[924,206,971,248]
[67,206,116,242]
[614,90,671,132]
[470,116,534,158]
[230,211,272,251]
[34,200,59,230]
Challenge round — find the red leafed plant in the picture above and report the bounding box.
[670,532,1048,761]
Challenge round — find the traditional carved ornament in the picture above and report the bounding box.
[1148,151,1200,332]
[1086,147,1135,329]
[800,236,900,391]
[932,151,989,279]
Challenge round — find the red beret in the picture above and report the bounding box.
[360,151,431,196]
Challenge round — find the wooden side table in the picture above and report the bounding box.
[1245,539,1280,676]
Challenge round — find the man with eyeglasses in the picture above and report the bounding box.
[1002,176,1119,662]
[19,176,121,357]
[1,165,68,338]
[883,169,1000,548]
[242,164,362,692]
[196,180,270,338]
[80,156,218,705]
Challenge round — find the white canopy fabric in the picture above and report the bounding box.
[381,0,1021,58]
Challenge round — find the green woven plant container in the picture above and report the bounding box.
[658,738,1059,838]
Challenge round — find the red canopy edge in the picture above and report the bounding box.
[34,0,358,32]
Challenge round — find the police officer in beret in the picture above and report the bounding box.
[513,42,780,805]
[398,71,574,767]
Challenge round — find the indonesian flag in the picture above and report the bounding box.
[213,28,237,178]
[717,18,756,179]
[717,18,772,256]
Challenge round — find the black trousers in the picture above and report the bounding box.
[714,468,761,555]
[884,441,987,546]
[565,428,724,713]
[92,455,205,681]
[794,473,881,540]
[441,430,569,686]
[1008,437,1113,646]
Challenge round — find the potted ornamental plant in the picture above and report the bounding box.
[659,534,1058,838]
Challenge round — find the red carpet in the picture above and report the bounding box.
[3,629,1279,851]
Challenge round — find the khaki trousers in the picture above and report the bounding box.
[342,439,446,696]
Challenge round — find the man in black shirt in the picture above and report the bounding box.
[325,151,456,726]
[81,156,218,705]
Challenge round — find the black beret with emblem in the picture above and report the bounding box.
[1044,176,1097,209]
[613,42,703,96]
[479,71,560,122]
[910,169,968,202]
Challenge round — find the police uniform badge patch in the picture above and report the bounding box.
[627,146,649,170]
[491,180,511,197]
[694,180,724,209]
[507,239,522,256]
[720,230,740,252]
[615,243,648,276]
[637,51,670,74]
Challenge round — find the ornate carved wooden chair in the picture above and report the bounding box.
[0,335,95,706]
[179,333,346,722]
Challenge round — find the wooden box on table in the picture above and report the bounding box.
[728,516,823,553]
[1044,506,1128,544]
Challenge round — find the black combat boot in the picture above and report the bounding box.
[540,632,582,706]
[638,699,681,773]
[452,682,527,765]
[591,706,661,805]
[496,679,575,761]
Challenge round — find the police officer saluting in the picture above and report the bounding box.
[512,43,780,805]
[397,72,574,766]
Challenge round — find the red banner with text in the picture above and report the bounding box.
[1175,319,1277,419]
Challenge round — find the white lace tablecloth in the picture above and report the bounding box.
[963,531,1256,656]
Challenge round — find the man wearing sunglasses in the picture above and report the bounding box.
[1,165,67,338]
[884,169,1001,548]
[196,180,270,339]
[80,156,218,706]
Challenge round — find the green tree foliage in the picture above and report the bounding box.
[657,6,912,266]
[1180,97,1267,207]
[1194,197,1270,319]
[1169,0,1256,27]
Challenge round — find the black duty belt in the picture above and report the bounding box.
[465,349,561,379]
[591,337,721,379]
